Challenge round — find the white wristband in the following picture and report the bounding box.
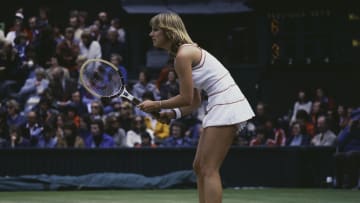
[173,108,182,119]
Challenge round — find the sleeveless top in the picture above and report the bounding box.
[177,44,254,126]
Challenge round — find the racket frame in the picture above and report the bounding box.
[80,58,130,100]
[79,58,159,116]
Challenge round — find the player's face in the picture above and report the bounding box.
[149,26,169,49]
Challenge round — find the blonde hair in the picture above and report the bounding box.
[150,12,193,55]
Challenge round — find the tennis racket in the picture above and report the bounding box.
[79,58,160,118]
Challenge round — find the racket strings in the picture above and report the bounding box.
[82,61,123,97]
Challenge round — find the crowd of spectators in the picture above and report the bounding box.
[0,7,202,149]
[239,88,359,148]
[0,8,359,157]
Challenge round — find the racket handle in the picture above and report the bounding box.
[132,97,141,105]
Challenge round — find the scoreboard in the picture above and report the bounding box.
[268,10,358,66]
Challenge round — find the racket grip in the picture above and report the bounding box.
[132,97,141,105]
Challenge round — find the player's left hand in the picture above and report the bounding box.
[137,100,161,113]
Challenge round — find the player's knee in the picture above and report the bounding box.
[193,161,217,177]
[192,160,200,175]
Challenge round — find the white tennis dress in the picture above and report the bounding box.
[188,45,255,128]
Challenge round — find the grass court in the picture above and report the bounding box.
[0,188,359,203]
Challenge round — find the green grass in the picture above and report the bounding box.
[0,188,359,203]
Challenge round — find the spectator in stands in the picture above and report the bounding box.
[57,121,84,148]
[311,115,337,146]
[347,107,354,121]
[85,118,115,148]
[118,101,134,132]
[103,97,121,115]
[21,110,44,147]
[249,127,266,146]
[79,29,102,59]
[184,121,202,147]
[46,56,70,80]
[6,99,26,128]
[89,23,102,42]
[52,24,65,45]
[64,104,81,128]
[97,11,110,37]
[161,121,192,148]
[234,131,250,146]
[333,107,360,189]
[313,87,335,111]
[286,121,311,146]
[56,27,80,77]
[109,17,126,43]
[14,45,44,90]
[25,16,40,43]
[337,104,351,131]
[34,25,57,68]
[37,7,49,28]
[126,115,154,147]
[159,69,179,100]
[68,90,88,117]
[135,131,157,148]
[104,112,126,147]
[295,109,315,137]
[16,67,49,104]
[0,40,22,97]
[48,66,78,110]
[3,126,30,148]
[68,14,80,39]
[37,122,57,148]
[75,11,88,41]
[155,59,174,90]
[290,89,312,125]
[89,100,105,121]
[13,33,29,65]
[309,100,324,126]
[0,28,4,41]
[326,107,341,135]
[110,53,127,85]
[235,122,256,146]
[0,109,10,147]
[5,13,25,46]
[34,96,58,125]
[132,69,159,101]
[78,115,91,141]
[53,113,66,140]
[251,101,270,128]
[264,118,287,147]
[101,29,125,61]
[21,44,41,76]
[79,85,98,112]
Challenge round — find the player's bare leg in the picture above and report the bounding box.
[193,125,237,203]
[193,135,205,203]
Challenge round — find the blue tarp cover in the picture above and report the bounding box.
[0,170,196,191]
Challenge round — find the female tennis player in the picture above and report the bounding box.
[138,12,255,203]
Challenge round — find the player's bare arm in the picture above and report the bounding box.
[139,47,195,112]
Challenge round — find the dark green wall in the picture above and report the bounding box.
[0,147,336,188]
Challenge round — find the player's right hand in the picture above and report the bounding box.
[157,111,175,124]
